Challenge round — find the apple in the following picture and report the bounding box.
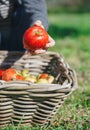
[21,69,30,77]
[23,25,49,51]
[47,75,54,83]
[15,75,24,81]
[38,73,54,84]
[2,68,17,81]
[36,79,49,84]
[24,75,37,83]
[39,73,49,79]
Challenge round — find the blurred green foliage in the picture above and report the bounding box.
[48,13,90,38]
[47,13,90,130]
[46,0,90,13]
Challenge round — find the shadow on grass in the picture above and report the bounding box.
[48,24,80,38]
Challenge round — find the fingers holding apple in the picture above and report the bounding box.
[34,20,55,49]
[34,20,44,29]
[23,24,49,50]
[45,35,55,48]
[23,20,55,55]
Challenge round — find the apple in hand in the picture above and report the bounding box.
[23,25,49,51]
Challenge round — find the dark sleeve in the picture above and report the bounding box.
[19,0,49,30]
[10,0,49,51]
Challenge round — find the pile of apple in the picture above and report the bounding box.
[0,68,54,84]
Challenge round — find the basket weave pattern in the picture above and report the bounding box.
[0,51,77,127]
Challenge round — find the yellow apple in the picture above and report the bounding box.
[21,69,30,77]
[47,75,54,83]
[36,79,49,84]
[24,75,37,83]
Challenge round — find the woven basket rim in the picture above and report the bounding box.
[0,80,72,89]
[0,51,78,92]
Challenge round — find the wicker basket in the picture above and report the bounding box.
[0,51,77,128]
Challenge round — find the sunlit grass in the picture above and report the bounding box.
[48,13,90,39]
[48,13,90,130]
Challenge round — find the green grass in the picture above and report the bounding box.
[48,13,90,130]
[48,13,90,38]
[2,13,90,130]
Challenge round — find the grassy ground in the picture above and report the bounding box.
[48,13,90,130]
[2,13,90,130]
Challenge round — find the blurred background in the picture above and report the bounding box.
[47,0,90,13]
[46,0,90,38]
[45,0,90,129]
